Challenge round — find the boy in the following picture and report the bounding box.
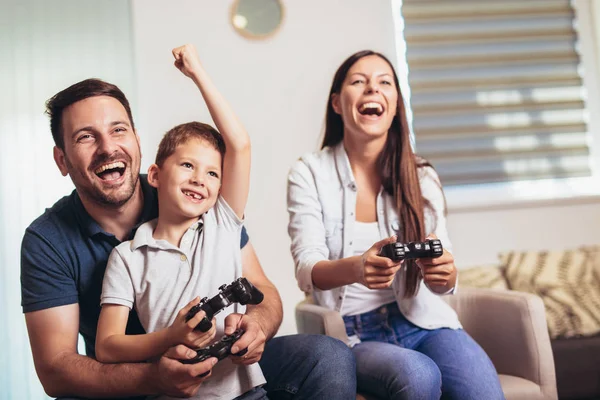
[95,44,263,399]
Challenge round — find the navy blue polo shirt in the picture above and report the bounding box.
[21,174,249,358]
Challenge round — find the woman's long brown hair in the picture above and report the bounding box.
[321,50,434,297]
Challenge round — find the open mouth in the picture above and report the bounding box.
[358,102,384,117]
[94,161,126,181]
[183,190,204,202]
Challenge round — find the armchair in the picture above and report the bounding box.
[296,288,558,400]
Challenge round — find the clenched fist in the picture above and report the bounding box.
[172,44,204,80]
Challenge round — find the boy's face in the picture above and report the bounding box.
[149,138,222,223]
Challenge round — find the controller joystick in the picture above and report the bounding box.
[180,329,247,365]
[185,277,264,332]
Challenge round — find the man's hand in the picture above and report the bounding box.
[223,313,267,365]
[168,297,217,349]
[416,234,457,294]
[172,43,203,80]
[152,345,217,397]
[357,236,403,289]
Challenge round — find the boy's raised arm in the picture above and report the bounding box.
[172,44,251,219]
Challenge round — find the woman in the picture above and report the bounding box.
[287,50,505,400]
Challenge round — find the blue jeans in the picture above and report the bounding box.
[343,303,505,400]
[234,386,269,400]
[258,334,356,400]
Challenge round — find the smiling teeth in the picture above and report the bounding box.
[359,102,383,113]
[184,191,203,200]
[95,162,125,174]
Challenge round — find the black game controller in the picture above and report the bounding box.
[180,329,247,365]
[380,239,443,262]
[185,277,264,332]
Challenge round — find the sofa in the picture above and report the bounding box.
[297,288,558,400]
[459,246,600,400]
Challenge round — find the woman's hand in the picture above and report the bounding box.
[357,236,403,289]
[168,297,217,349]
[416,234,457,294]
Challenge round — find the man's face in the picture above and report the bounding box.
[53,96,141,207]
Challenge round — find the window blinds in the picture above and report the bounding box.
[402,0,590,186]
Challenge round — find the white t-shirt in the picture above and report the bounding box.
[101,196,265,400]
[340,221,395,317]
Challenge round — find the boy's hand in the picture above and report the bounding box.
[169,297,217,349]
[223,313,267,365]
[172,44,203,80]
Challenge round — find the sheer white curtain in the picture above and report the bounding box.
[0,1,134,398]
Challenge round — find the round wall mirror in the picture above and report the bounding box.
[231,0,284,40]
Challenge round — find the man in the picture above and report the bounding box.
[21,75,356,399]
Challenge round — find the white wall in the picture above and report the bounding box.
[130,0,398,336]
[448,199,600,268]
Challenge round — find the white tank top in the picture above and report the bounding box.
[340,221,396,317]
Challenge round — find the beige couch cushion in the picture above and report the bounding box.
[499,246,600,339]
[498,374,546,400]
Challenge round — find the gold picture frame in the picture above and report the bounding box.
[230,0,285,40]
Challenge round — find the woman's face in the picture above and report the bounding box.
[332,55,398,141]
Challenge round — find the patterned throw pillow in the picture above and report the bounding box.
[499,246,600,339]
[458,264,509,291]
